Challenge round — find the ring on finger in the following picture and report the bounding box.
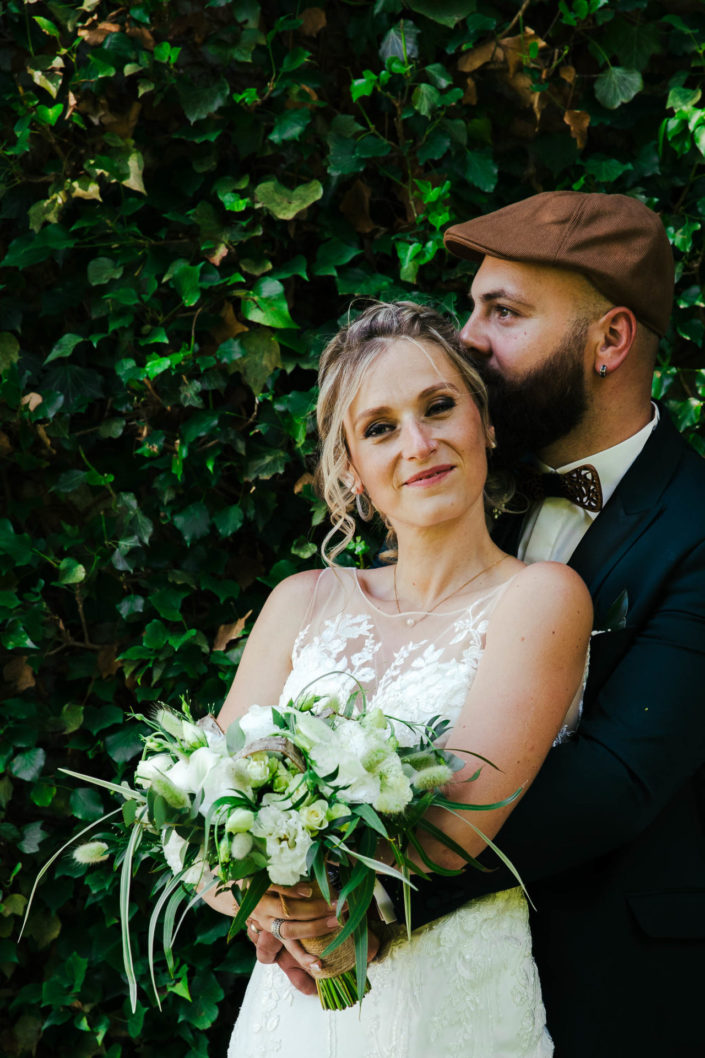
[248,921,261,936]
[271,917,286,942]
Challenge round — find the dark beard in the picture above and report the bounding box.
[474,322,589,467]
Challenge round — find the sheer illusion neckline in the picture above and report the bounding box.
[351,567,515,620]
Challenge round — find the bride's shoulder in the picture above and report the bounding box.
[494,561,593,630]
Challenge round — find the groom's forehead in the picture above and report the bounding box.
[469,256,589,304]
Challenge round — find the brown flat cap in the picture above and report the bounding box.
[444,191,674,336]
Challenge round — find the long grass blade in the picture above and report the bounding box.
[59,768,146,801]
[19,808,122,941]
[147,870,186,1009]
[162,885,189,977]
[120,821,143,1012]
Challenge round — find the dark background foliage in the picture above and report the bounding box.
[1,1,703,1055]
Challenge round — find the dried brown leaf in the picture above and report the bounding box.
[564,109,590,150]
[500,29,546,79]
[463,76,478,105]
[3,656,35,692]
[21,392,43,412]
[206,244,229,267]
[457,40,502,74]
[78,21,121,46]
[97,644,121,678]
[0,431,12,457]
[126,25,155,50]
[211,300,248,344]
[560,65,577,84]
[213,611,253,652]
[301,7,327,36]
[294,472,314,494]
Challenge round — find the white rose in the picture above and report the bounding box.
[199,756,253,817]
[300,799,329,832]
[165,746,222,794]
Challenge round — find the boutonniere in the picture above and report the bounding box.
[592,589,629,636]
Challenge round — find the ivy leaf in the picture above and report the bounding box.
[254,178,323,220]
[104,728,143,763]
[2,226,75,268]
[212,505,245,537]
[87,257,124,285]
[57,558,86,585]
[173,501,211,545]
[463,149,498,192]
[177,75,230,123]
[412,83,441,118]
[166,259,204,307]
[236,328,282,393]
[241,279,296,329]
[42,364,104,411]
[0,333,20,373]
[595,67,643,110]
[70,788,105,821]
[269,109,312,144]
[10,748,46,782]
[45,333,85,365]
[407,0,469,27]
[313,239,361,276]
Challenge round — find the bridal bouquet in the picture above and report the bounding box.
[22,679,521,1011]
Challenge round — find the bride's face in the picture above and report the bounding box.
[343,338,488,534]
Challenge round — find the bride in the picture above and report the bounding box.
[208,301,591,1057]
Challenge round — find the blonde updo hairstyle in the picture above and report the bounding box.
[315,300,498,566]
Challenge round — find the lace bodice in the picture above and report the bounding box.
[278,568,583,745]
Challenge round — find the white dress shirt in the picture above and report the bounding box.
[518,404,660,564]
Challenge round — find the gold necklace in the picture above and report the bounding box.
[393,554,508,628]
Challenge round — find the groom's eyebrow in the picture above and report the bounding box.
[471,288,535,309]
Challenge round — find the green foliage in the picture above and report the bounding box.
[1,0,704,1053]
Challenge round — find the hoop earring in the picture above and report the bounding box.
[355,491,373,522]
[598,364,608,378]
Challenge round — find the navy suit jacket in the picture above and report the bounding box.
[398,408,705,1057]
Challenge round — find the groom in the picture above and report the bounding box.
[254,193,705,1057]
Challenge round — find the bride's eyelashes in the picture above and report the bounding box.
[362,396,458,440]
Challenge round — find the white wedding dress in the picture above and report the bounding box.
[228,568,583,1058]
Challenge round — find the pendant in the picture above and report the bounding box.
[405,617,415,628]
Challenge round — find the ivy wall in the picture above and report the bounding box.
[1,1,704,1055]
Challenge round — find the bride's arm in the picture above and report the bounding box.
[416,561,592,871]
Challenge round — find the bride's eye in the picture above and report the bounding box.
[427,396,456,416]
[364,420,393,439]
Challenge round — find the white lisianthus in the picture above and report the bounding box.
[230,832,254,860]
[166,746,222,795]
[293,711,334,752]
[162,830,206,885]
[73,841,110,864]
[252,805,313,886]
[199,757,253,817]
[225,807,255,833]
[300,799,329,832]
[134,752,174,789]
[238,705,280,743]
[155,707,207,750]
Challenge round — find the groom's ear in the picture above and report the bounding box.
[589,306,637,376]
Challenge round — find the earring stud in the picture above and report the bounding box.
[599,364,608,378]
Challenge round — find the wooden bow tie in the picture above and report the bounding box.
[516,463,604,512]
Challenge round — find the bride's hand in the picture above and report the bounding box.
[247,884,380,990]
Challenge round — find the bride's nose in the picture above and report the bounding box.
[401,418,438,459]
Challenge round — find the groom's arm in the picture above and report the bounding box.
[402,535,705,927]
